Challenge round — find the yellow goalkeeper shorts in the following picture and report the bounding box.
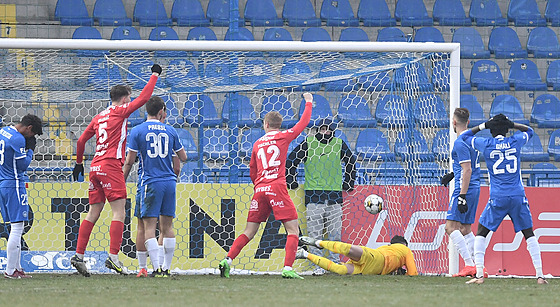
[348,246,385,275]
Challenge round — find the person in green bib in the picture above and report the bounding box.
[286,118,356,275]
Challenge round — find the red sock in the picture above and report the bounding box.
[284,234,298,267]
[109,221,124,255]
[76,220,95,255]
[227,234,250,260]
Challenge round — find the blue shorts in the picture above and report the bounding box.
[136,180,176,218]
[446,188,480,225]
[0,186,29,223]
[134,184,143,219]
[479,196,533,233]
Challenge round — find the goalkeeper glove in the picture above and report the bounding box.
[73,163,84,181]
[151,64,162,75]
[440,172,454,187]
[458,194,468,214]
[25,136,36,152]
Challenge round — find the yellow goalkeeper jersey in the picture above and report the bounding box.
[348,243,418,276]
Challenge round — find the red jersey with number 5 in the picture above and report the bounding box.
[250,101,312,187]
[76,75,158,165]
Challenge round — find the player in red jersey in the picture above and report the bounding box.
[70,64,162,277]
[218,93,314,280]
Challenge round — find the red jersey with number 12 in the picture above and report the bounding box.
[250,101,312,187]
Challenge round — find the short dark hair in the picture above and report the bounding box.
[20,114,43,135]
[390,235,408,246]
[109,85,132,102]
[146,96,165,116]
[454,107,470,125]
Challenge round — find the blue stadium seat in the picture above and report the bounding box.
[355,128,395,161]
[279,60,321,91]
[418,162,446,185]
[110,26,141,40]
[127,108,145,127]
[202,128,230,160]
[395,129,434,162]
[244,0,283,26]
[394,62,433,92]
[414,27,444,43]
[318,60,356,91]
[490,94,530,125]
[183,94,223,127]
[530,94,560,128]
[460,68,472,91]
[546,0,560,26]
[179,162,208,183]
[548,129,560,161]
[547,59,560,90]
[336,94,377,128]
[225,28,262,57]
[376,27,407,42]
[207,0,243,26]
[413,94,448,128]
[335,129,349,146]
[452,27,490,59]
[171,0,210,26]
[204,60,240,87]
[282,0,321,27]
[165,59,204,92]
[339,27,369,41]
[432,129,449,160]
[149,27,188,57]
[431,60,471,91]
[176,129,199,160]
[470,60,510,90]
[240,128,265,157]
[508,59,547,91]
[357,65,391,91]
[469,0,508,26]
[93,0,132,26]
[222,93,260,127]
[187,26,217,40]
[460,94,486,127]
[375,94,412,128]
[357,0,396,27]
[320,0,359,26]
[507,0,547,26]
[160,94,183,127]
[432,0,471,26]
[531,163,560,187]
[297,94,333,127]
[126,59,165,89]
[395,0,433,26]
[372,162,406,185]
[72,27,106,57]
[133,0,172,26]
[288,132,307,154]
[301,27,331,42]
[527,27,560,58]
[55,0,93,25]
[260,95,298,128]
[263,28,295,57]
[87,59,123,90]
[488,27,528,58]
[241,59,272,84]
[515,131,549,162]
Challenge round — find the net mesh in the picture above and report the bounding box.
[0,46,453,275]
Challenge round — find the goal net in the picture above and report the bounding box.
[0,39,459,275]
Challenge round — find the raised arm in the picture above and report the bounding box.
[123,65,162,117]
[289,93,313,136]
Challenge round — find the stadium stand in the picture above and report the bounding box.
[452,27,491,59]
[516,131,549,162]
[394,62,433,92]
[469,0,508,26]
[547,60,560,90]
[87,58,123,90]
[414,27,445,43]
[372,162,406,185]
[179,161,207,183]
[171,0,210,26]
[149,26,188,57]
[355,128,395,161]
[432,0,471,26]
[394,0,433,26]
[546,0,560,26]
[165,59,204,92]
[297,94,333,127]
[176,129,199,160]
[507,0,547,26]
[395,129,434,162]
[488,27,528,58]
[357,0,396,27]
[240,128,265,157]
[432,129,449,160]
[413,94,448,128]
[531,163,560,187]
[548,129,560,161]
[241,59,272,84]
[207,0,243,26]
[202,128,230,160]
[221,93,260,128]
[161,94,184,127]
[93,0,132,26]
[375,94,412,128]
[489,94,530,125]
[418,162,446,185]
[530,94,560,128]
[279,59,321,91]
[318,60,357,91]
[72,27,106,57]
[460,94,486,127]
[527,27,560,58]
[133,0,172,26]
[508,59,547,91]
[282,0,321,27]
[470,59,510,90]
[376,27,407,42]
[244,0,283,26]
[126,58,166,89]
[183,94,223,127]
[301,27,331,42]
[320,0,359,26]
[55,0,93,25]
[336,94,377,128]
[260,94,298,128]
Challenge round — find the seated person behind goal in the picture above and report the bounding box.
[297,235,418,276]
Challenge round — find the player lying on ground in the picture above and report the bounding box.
[297,235,418,276]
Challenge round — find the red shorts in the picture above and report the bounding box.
[88,159,127,204]
[247,183,298,223]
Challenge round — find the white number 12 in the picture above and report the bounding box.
[257,145,280,169]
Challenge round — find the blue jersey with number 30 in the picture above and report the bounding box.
[461,128,533,198]
[127,119,183,186]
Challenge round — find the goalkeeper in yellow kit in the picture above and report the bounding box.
[296,235,418,276]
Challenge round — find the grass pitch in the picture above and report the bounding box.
[0,273,556,307]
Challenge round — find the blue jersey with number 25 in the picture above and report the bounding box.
[461,128,533,198]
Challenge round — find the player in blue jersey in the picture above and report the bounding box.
[0,114,42,279]
[123,96,187,277]
[459,114,547,285]
[440,108,483,278]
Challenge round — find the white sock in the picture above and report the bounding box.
[226,257,232,265]
[158,245,164,268]
[109,253,119,262]
[137,251,148,270]
[302,249,309,258]
[450,230,474,266]
[6,222,24,275]
[464,232,475,259]
[526,236,544,278]
[283,266,293,271]
[474,235,486,278]
[315,240,323,248]
[162,237,176,271]
[145,238,160,271]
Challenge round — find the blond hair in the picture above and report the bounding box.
[264,111,283,129]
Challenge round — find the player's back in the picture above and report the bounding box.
[451,136,481,191]
[0,126,27,185]
[129,120,181,185]
[90,103,137,164]
[378,243,418,276]
[250,130,299,186]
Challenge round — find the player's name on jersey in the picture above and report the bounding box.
[148,124,166,131]
[495,143,511,149]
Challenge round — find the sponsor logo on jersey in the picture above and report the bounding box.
[255,185,271,193]
[270,199,284,208]
[263,168,279,179]
[90,165,101,172]
[250,200,259,211]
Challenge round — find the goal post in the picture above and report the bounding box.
[0,38,460,275]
